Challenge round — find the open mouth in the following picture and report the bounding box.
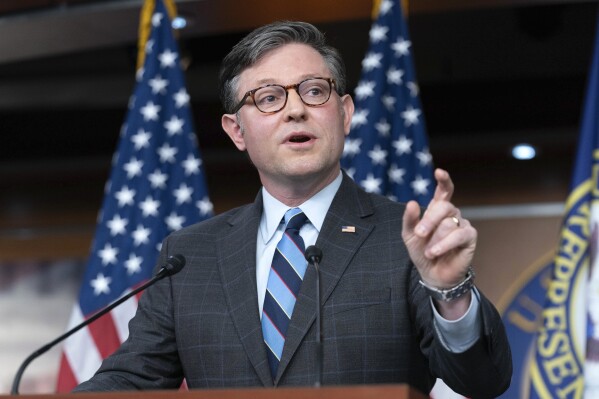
[289,135,311,143]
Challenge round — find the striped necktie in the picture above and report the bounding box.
[262,207,308,380]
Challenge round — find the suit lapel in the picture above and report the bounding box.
[275,175,376,383]
[216,193,273,387]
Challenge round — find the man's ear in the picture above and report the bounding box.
[221,113,247,151]
[340,94,355,136]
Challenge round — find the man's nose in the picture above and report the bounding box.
[283,88,307,118]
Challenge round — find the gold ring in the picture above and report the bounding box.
[451,216,460,227]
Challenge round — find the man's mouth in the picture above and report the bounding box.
[289,135,311,143]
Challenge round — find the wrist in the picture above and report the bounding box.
[419,266,475,303]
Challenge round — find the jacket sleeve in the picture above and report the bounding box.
[409,265,513,399]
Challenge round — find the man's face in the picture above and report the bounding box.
[221,43,354,189]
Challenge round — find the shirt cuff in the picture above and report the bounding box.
[431,287,481,353]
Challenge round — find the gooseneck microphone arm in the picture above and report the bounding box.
[305,245,323,387]
[11,254,186,395]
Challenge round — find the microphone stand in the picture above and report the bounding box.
[305,246,323,387]
[11,255,185,395]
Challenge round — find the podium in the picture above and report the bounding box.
[2,385,426,399]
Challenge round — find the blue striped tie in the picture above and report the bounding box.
[262,208,308,379]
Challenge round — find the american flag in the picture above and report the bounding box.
[341,0,434,207]
[56,0,212,391]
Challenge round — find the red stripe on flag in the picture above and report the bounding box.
[55,354,77,393]
[87,313,122,358]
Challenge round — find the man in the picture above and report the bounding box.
[74,21,511,397]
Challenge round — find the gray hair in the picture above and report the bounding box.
[219,21,347,114]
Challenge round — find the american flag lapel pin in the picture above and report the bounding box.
[341,226,356,233]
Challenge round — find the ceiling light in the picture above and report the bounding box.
[511,144,537,160]
[172,16,187,30]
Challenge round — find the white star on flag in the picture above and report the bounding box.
[164,115,185,135]
[139,196,160,217]
[106,215,128,236]
[362,52,383,72]
[131,129,152,150]
[90,273,112,296]
[124,254,143,275]
[355,80,377,100]
[196,197,214,216]
[140,101,161,121]
[369,25,389,43]
[148,75,168,94]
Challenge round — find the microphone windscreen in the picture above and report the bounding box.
[164,254,186,275]
[304,245,323,263]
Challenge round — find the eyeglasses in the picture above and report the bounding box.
[231,77,336,114]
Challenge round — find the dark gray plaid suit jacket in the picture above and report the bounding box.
[75,174,512,398]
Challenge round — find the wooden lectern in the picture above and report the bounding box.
[2,385,427,399]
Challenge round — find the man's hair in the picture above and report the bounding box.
[219,21,347,114]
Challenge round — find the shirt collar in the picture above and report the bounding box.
[260,171,343,244]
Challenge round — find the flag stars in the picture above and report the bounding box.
[401,105,421,127]
[114,186,136,207]
[375,119,391,137]
[411,175,431,195]
[416,148,433,166]
[124,254,143,275]
[196,197,214,216]
[140,101,161,121]
[145,39,154,55]
[182,154,201,175]
[123,157,144,179]
[166,212,186,231]
[355,80,376,100]
[391,37,412,57]
[386,67,404,85]
[381,95,396,111]
[148,75,169,94]
[158,143,178,163]
[174,183,194,205]
[362,52,383,72]
[159,49,177,68]
[173,88,190,108]
[379,0,394,15]
[106,215,128,236]
[164,116,185,136]
[393,135,413,155]
[368,145,388,165]
[98,243,119,266]
[361,174,382,194]
[343,138,362,157]
[132,224,151,246]
[151,12,164,27]
[407,81,419,97]
[369,24,388,43]
[139,196,160,217]
[351,109,369,128]
[131,129,151,150]
[388,164,406,184]
[148,168,168,189]
[90,273,112,296]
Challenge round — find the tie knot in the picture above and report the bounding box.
[284,208,307,231]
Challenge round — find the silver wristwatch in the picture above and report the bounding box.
[419,266,475,302]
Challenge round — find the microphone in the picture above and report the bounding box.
[11,254,186,395]
[305,245,323,387]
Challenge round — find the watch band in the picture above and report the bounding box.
[419,266,475,302]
